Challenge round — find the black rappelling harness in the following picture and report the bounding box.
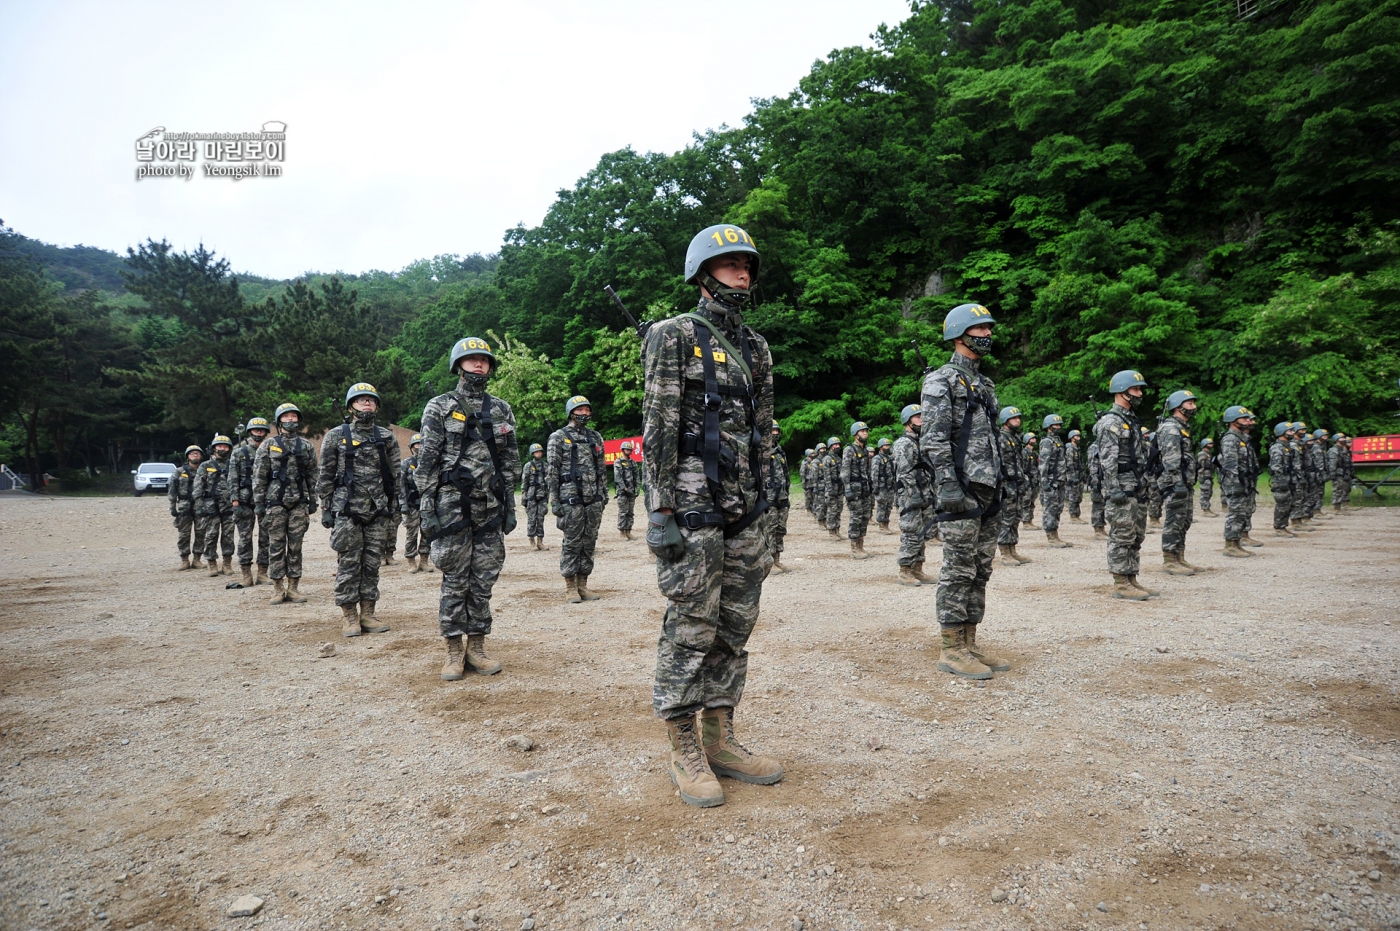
[269,438,311,507]
[921,377,1002,537]
[559,434,604,508]
[676,313,769,540]
[335,423,397,525]
[435,393,510,541]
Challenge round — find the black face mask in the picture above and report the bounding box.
[279,420,300,434]
[571,413,590,429]
[966,334,993,356]
[352,409,377,425]
[1128,394,1143,410]
[461,372,488,390]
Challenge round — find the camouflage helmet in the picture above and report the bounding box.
[211,434,232,449]
[1275,421,1292,436]
[449,336,497,375]
[564,395,591,418]
[1024,432,1037,443]
[620,440,634,451]
[1294,420,1308,431]
[409,433,423,447]
[1222,405,1254,424]
[183,444,203,458]
[815,442,827,452]
[827,436,841,447]
[1068,429,1082,440]
[1313,428,1328,439]
[245,416,271,434]
[1109,370,1148,393]
[1332,433,1346,442]
[877,437,892,448]
[804,448,814,457]
[850,421,869,437]
[771,420,782,433]
[1042,413,1064,429]
[900,403,921,424]
[528,443,544,454]
[998,405,1023,425]
[274,402,301,422]
[1201,437,1214,447]
[1165,389,1197,412]
[684,224,760,285]
[344,382,380,407]
[941,303,995,340]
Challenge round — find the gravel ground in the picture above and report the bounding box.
[1,493,1397,931]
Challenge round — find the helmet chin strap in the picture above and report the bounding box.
[699,271,753,315]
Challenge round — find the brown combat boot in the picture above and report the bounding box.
[420,553,434,570]
[1022,519,1034,530]
[533,537,543,551]
[911,562,933,584]
[577,576,600,601]
[1112,574,1150,600]
[1045,530,1072,548]
[224,556,234,575]
[238,565,253,587]
[566,576,582,604]
[1163,551,1194,576]
[268,578,287,604]
[359,600,390,634]
[440,636,466,681]
[190,554,204,569]
[178,555,191,571]
[465,634,501,675]
[1274,526,1298,537]
[897,566,921,587]
[1149,516,1162,528]
[666,716,724,808]
[1240,533,1264,547]
[1129,576,1160,597]
[1290,519,1314,533]
[937,625,992,680]
[410,554,424,573]
[256,566,269,585]
[383,554,396,566]
[1094,525,1108,537]
[770,555,786,574]
[207,557,221,578]
[1222,539,1253,558]
[966,624,1011,672]
[700,707,783,785]
[827,527,840,539]
[285,577,308,603]
[1069,514,1085,524]
[877,520,892,534]
[1001,544,1032,566]
[850,538,870,560]
[621,530,629,540]
[1178,548,1201,572]
[341,604,361,637]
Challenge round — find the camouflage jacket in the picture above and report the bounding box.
[1086,441,1103,491]
[520,456,548,502]
[1309,444,1327,483]
[415,379,519,530]
[1328,444,1352,480]
[1094,404,1147,497]
[1023,443,1040,491]
[998,428,1026,493]
[252,433,318,511]
[1156,416,1196,489]
[808,455,826,494]
[547,422,606,509]
[1217,425,1255,494]
[893,430,933,511]
[1065,441,1084,482]
[169,463,199,517]
[1268,439,1293,490]
[766,443,790,504]
[1288,439,1307,485]
[613,455,640,496]
[229,437,264,507]
[640,298,774,521]
[872,448,896,496]
[798,456,811,489]
[398,455,420,514]
[192,454,234,516]
[1196,448,1215,481]
[920,352,1000,491]
[841,442,873,499]
[318,419,402,522]
[1038,433,1068,486]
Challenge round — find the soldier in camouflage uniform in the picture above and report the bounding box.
[1329,434,1353,510]
[923,303,1011,680]
[1145,428,1164,529]
[169,444,206,569]
[193,434,236,577]
[1218,405,1259,556]
[822,437,844,538]
[230,417,271,587]
[1309,429,1330,518]
[872,438,896,533]
[1020,433,1038,528]
[766,422,790,573]
[614,440,640,539]
[841,421,875,559]
[1286,422,1313,531]
[996,407,1031,566]
[318,383,401,636]
[809,443,828,523]
[1086,437,1107,536]
[1157,389,1200,574]
[893,403,935,586]
[1094,370,1158,600]
[254,403,319,604]
[548,395,607,603]
[798,448,814,516]
[416,337,519,680]
[1268,422,1299,538]
[1038,414,1072,547]
[1065,429,1085,523]
[399,433,429,572]
[1197,438,1217,515]
[521,443,549,549]
[643,223,781,808]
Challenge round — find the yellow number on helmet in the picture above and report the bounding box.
[724,228,739,243]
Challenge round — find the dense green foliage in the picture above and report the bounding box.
[3,0,1398,485]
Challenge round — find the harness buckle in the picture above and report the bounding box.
[704,392,723,412]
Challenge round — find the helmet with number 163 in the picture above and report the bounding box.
[941,303,995,340]
[449,336,497,375]
[684,224,761,285]
[344,382,380,408]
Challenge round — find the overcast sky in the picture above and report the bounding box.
[0,1,910,279]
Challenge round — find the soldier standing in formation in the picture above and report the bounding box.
[399,433,429,572]
[1329,434,1353,510]
[809,442,828,524]
[1309,429,1330,518]
[642,223,781,808]
[318,383,401,636]
[893,403,934,586]
[996,406,1032,566]
[1287,422,1313,532]
[1038,414,1072,548]
[1020,433,1038,529]
[841,421,874,559]
[1145,430,1164,530]
[872,438,895,533]
[1197,438,1216,516]
[923,303,1010,680]
[194,434,237,577]
[1218,405,1259,557]
[1086,435,1107,536]
[254,403,318,604]
[416,337,519,680]
[1094,370,1158,600]
[822,437,844,538]
[1065,429,1085,523]
[548,396,607,603]
[798,448,815,517]
[521,443,549,550]
[766,422,790,573]
[170,444,207,569]
[1269,422,1300,538]
[614,440,640,540]
[1156,390,1200,575]
[230,417,272,588]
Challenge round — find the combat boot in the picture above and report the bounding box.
[700,707,783,785]
[665,716,724,808]
[878,520,892,534]
[1069,514,1085,524]
[1163,551,1194,576]
[566,576,582,604]
[420,553,434,570]
[190,554,204,570]
[1290,519,1314,533]
[341,604,361,637]
[1000,544,1031,566]
[207,558,221,577]
[240,565,254,587]
[256,566,269,585]
[534,537,544,551]
[383,554,396,566]
[576,576,601,601]
[268,578,287,604]
[178,555,191,571]
[897,566,921,587]
[410,555,424,573]
[359,600,390,634]
[937,625,992,680]
[1094,525,1108,537]
[1022,520,1033,530]
[770,555,786,574]
[620,530,628,540]
[1178,548,1201,572]
[911,562,933,584]
[1274,526,1298,538]
[1112,574,1149,600]
[827,527,840,539]
[1240,533,1264,547]
[285,577,307,603]
[965,624,1011,672]
[223,556,233,575]
[850,538,870,560]
[1149,516,1162,528]
[465,634,501,675]
[1045,530,1072,548]
[440,636,466,680]
[1332,502,1342,513]
[1222,539,1253,558]
[1129,576,1160,597]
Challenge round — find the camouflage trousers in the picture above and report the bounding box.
[1039,484,1064,532]
[1066,480,1083,517]
[652,496,772,720]
[173,513,206,559]
[935,484,998,629]
[264,505,309,580]
[1199,475,1214,510]
[1289,482,1310,521]
[1090,488,1105,530]
[401,508,422,559]
[1106,495,1147,576]
[1222,488,1253,542]
[234,506,269,568]
[557,500,605,578]
[199,511,236,562]
[432,524,505,637]
[996,490,1021,546]
[385,510,402,557]
[846,493,872,540]
[1019,487,1036,524]
[1161,490,1193,553]
[1147,483,1163,521]
[874,493,894,525]
[616,493,637,533]
[329,513,391,606]
[1332,478,1352,506]
[766,502,789,557]
[1271,483,1294,530]
[525,499,547,538]
[825,492,844,533]
[898,503,933,567]
[1308,479,1324,515]
[810,489,827,523]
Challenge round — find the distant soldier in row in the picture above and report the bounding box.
[1287,421,1314,532]
[1329,434,1353,510]
[893,403,934,586]
[822,437,844,538]
[997,406,1031,566]
[1086,435,1107,536]
[254,403,318,604]
[872,438,895,533]
[841,421,874,558]
[170,444,207,569]
[1219,405,1260,556]
[1308,428,1329,518]
[1157,390,1200,574]
[1095,370,1157,600]
[614,440,640,540]
[549,395,607,603]
[809,442,828,524]
[1020,433,1038,529]
[798,448,816,517]
[766,422,790,573]
[1269,422,1300,538]
[1197,438,1216,516]
[1145,430,1164,530]
[399,433,429,572]
[230,417,272,587]
[1038,414,1072,548]
[1065,429,1085,523]
[521,443,549,550]
[193,434,236,577]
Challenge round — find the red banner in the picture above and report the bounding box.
[603,436,643,465]
[1352,435,1400,464]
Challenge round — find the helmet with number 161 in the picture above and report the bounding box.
[941,303,996,341]
[684,224,761,285]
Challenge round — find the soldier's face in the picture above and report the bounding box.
[214,444,231,457]
[1006,417,1020,430]
[573,406,592,419]
[279,415,299,431]
[249,429,269,445]
[459,356,491,376]
[705,254,753,291]
[351,396,378,413]
[856,430,868,442]
[533,451,543,459]
[188,452,202,464]
[910,413,922,428]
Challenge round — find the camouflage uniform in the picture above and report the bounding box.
[841,440,874,541]
[922,352,1001,630]
[765,440,789,561]
[169,461,206,560]
[798,453,813,513]
[1086,440,1106,530]
[1020,440,1038,525]
[230,435,269,574]
[1156,415,1196,556]
[547,421,607,580]
[1218,424,1256,543]
[1308,440,1327,516]
[808,450,828,523]
[1146,471,1164,522]
[614,451,640,534]
[192,453,236,566]
[643,296,774,719]
[1329,439,1353,506]
[1197,445,1216,511]
[997,426,1025,548]
[893,428,934,568]
[872,446,896,526]
[822,446,844,533]
[1038,431,1068,533]
[1065,438,1084,519]
[416,379,519,637]
[385,506,402,563]
[317,417,401,607]
[398,451,423,559]
[252,432,318,581]
[1288,434,1310,523]
[1094,404,1148,575]
[1268,435,1295,530]
[521,454,549,539]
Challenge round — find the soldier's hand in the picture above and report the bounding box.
[321,512,335,529]
[254,504,266,518]
[1109,489,1128,506]
[419,508,441,542]
[307,500,318,515]
[937,481,973,514]
[646,511,684,561]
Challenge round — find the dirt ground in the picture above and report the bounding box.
[1,492,1397,931]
